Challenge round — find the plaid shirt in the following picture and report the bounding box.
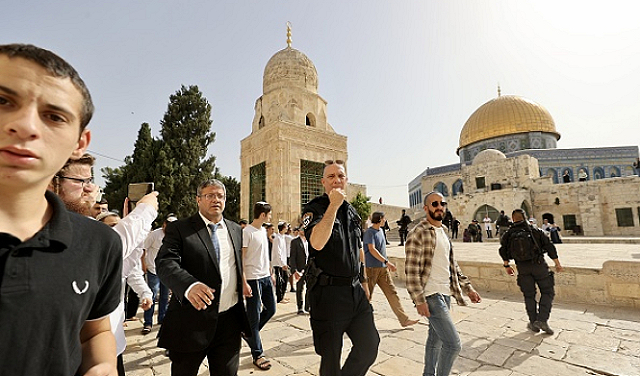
[405,219,475,306]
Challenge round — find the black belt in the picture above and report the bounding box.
[318,274,359,286]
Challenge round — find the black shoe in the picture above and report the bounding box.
[290,288,296,292]
[527,322,539,333]
[534,321,554,335]
[141,325,152,335]
[297,309,307,315]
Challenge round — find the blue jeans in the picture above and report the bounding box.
[244,276,276,360]
[143,272,169,327]
[423,294,461,376]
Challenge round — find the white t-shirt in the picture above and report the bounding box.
[142,228,164,275]
[424,226,451,297]
[242,224,271,279]
[483,217,492,230]
[272,233,288,267]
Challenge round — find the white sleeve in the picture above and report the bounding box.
[125,252,152,300]
[112,203,158,260]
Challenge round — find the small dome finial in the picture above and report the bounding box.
[497,83,501,97]
[286,21,292,48]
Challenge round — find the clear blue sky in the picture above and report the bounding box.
[5,1,639,206]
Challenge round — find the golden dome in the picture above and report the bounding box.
[458,95,560,152]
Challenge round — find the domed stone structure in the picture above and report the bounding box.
[241,25,347,222]
[457,94,561,165]
[472,148,507,165]
[263,47,318,94]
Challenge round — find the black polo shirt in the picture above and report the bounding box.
[302,194,362,278]
[0,191,122,375]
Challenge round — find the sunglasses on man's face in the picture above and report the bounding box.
[430,201,447,208]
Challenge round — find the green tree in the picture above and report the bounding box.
[219,175,240,222]
[102,122,159,216]
[155,85,217,220]
[350,191,372,224]
[102,86,218,223]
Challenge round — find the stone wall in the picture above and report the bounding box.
[390,256,640,308]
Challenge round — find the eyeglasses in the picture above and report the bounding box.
[430,201,447,208]
[198,193,226,201]
[56,175,95,187]
[324,159,344,166]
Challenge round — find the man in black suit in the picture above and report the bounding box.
[289,229,310,314]
[156,178,250,376]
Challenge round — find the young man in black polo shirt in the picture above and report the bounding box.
[0,44,122,375]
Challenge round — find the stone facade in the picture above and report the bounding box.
[240,46,348,224]
[411,149,640,236]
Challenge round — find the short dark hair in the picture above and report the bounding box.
[371,211,385,224]
[277,222,287,231]
[512,208,527,221]
[0,44,94,130]
[253,201,271,219]
[239,219,248,225]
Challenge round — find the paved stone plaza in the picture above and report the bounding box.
[121,242,640,376]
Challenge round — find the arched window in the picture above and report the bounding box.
[546,168,558,184]
[306,112,316,127]
[609,166,620,178]
[452,179,464,196]
[434,182,449,197]
[593,167,605,180]
[561,168,573,182]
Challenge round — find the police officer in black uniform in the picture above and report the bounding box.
[302,160,379,376]
[499,209,563,335]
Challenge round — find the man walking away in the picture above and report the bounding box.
[499,209,563,335]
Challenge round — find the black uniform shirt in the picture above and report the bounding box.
[0,191,123,375]
[302,194,362,278]
[498,220,558,262]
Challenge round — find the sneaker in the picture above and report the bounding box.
[534,321,554,335]
[290,288,296,292]
[141,325,152,335]
[527,322,539,333]
[297,309,307,315]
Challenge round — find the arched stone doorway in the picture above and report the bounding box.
[542,212,555,224]
[521,200,532,218]
[473,204,499,222]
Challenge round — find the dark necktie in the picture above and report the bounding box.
[208,223,220,263]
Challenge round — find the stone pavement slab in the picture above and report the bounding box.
[124,285,640,376]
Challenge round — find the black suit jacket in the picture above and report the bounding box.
[155,213,250,352]
[289,237,308,273]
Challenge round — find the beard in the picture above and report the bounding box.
[62,197,94,217]
[428,207,444,222]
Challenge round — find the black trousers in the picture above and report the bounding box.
[296,275,309,311]
[399,230,408,245]
[274,266,288,302]
[516,262,555,323]
[168,304,243,376]
[309,283,379,376]
[125,285,139,319]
